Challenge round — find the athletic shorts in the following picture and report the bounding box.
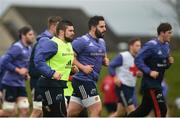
[115,84,135,106]
[30,79,42,102]
[70,78,101,107]
[2,84,27,102]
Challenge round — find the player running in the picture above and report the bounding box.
[128,23,174,117]
[109,38,142,117]
[29,16,61,117]
[0,26,34,117]
[34,20,75,117]
[67,16,109,117]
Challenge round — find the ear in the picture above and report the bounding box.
[59,30,64,35]
[91,26,96,31]
[21,34,25,39]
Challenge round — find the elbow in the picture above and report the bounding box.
[134,59,140,69]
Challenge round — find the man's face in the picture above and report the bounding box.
[24,30,35,45]
[51,23,58,35]
[131,41,141,55]
[64,26,75,42]
[95,20,106,38]
[162,30,172,42]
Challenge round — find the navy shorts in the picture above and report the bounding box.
[115,84,135,106]
[30,79,42,102]
[2,84,27,102]
[39,87,65,106]
[72,78,98,99]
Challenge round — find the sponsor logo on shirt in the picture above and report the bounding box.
[65,60,72,68]
[62,53,74,56]
[56,94,63,101]
[90,52,105,56]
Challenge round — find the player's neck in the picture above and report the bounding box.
[89,31,97,39]
[57,35,65,42]
[21,38,29,47]
[48,29,55,36]
[129,50,136,57]
[158,36,165,43]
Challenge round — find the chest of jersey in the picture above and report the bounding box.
[146,44,169,70]
[82,39,106,58]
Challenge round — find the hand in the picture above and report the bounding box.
[25,73,31,80]
[0,91,2,98]
[114,76,121,87]
[168,56,174,64]
[71,65,79,74]
[136,71,143,77]
[0,91,2,104]
[53,71,62,80]
[150,71,159,79]
[82,65,94,74]
[103,57,109,66]
[16,67,28,76]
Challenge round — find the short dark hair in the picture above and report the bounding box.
[56,20,74,34]
[128,38,141,47]
[157,23,172,35]
[48,16,62,29]
[18,26,32,39]
[88,16,105,30]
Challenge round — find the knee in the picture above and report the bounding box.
[19,108,29,117]
[88,103,102,117]
[67,106,81,117]
[116,110,126,117]
[17,97,29,109]
[2,101,16,116]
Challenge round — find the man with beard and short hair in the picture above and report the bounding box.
[34,20,75,117]
[0,26,35,117]
[67,16,109,117]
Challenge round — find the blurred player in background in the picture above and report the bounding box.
[100,75,118,116]
[108,38,142,117]
[0,26,34,117]
[29,16,61,117]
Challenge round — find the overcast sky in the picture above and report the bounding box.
[0,0,179,36]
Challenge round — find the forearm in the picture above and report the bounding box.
[108,54,122,76]
[135,58,151,75]
[108,66,116,77]
[35,60,55,78]
[2,55,17,72]
[73,57,85,71]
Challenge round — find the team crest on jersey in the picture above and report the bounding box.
[89,42,95,47]
[158,50,162,55]
[95,96,99,101]
[163,59,167,63]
